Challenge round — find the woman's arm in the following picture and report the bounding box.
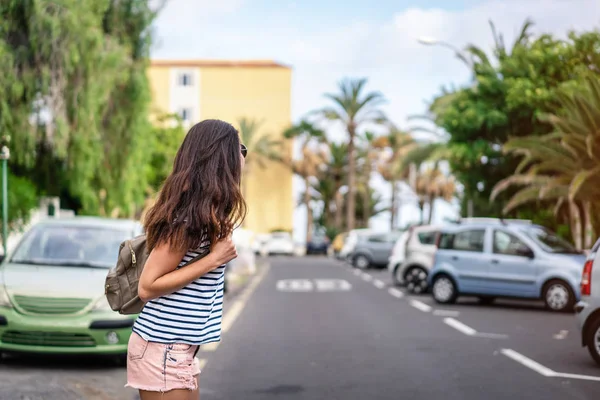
[138,237,237,302]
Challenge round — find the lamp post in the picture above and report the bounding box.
[417,36,472,67]
[0,135,10,257]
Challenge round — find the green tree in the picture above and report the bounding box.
[314,78,386,231]
[0,0,159,221]
[428,20,600,223]
[491,75,600,248]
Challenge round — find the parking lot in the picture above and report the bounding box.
[350,261,600,382]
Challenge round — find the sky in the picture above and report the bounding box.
[151,0,600,241]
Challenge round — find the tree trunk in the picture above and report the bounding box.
[334,189,344,231]
[304,177,313,244]
[418,200,425,224]
[428,196,435,224]
[346,125,356,231]
[569,200,582,250]
[390,180,397,231]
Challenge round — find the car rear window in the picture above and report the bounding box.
[417,231,438,245]
[438,229,486,252]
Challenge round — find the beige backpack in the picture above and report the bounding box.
[105,234,206,315]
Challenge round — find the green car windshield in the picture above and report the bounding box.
[10,224,132,268]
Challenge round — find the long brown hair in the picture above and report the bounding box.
[144,119,247,252]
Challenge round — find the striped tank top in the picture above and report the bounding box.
[132,241,225,345]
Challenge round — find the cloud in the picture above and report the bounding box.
[150,0,600,236]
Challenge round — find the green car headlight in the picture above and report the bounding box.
[0,285,12,308]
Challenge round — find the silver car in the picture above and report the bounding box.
[575,238,600,366]
[352,231,404,269]
[391,225,440,294]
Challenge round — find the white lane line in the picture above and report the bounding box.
[553,372,600,382]
[388,287,404,298]
[353,269,361,276]
[443,317,476,336]
[433,309,460,317]
[221,264,270,333]
[361,273,373,282]
[197,358,207,371]
[373,279,385,289]
[500,349,555,377]
[410,299,432,312]
[476,332,508,339]
[200,342,220,352]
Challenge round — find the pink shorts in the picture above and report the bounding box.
[126,332,201,392]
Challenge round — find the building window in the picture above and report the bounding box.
[178,73,193,87]
[179,108,192,122]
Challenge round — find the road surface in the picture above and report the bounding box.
[1,256,599,399]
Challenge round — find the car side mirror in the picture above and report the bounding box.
[517,247,534,259]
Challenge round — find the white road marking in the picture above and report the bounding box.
[200,342,219,352]
[433,309,460,317]
[314,279,352,291]
[197,358,207,371]
[388,287,404,298]
[500,349,556,377]
[373,279,385,289]
[443,318,476,336]
[410,299,432,312]
[361,273,373,282]
[222,264,270,333]
[276,279,313,292]
[353,269,362,276]
[475,332,508,339]
[553,372,600,382]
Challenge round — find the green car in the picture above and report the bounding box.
[0,216,142,359]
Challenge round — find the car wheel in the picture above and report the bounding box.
[354,254,371,270]
[543,279,575,312]
[392,265,403,286]
[113,353,127,367]
[585,316,600,366]
[432,274,458,304]
[404,267,429,294]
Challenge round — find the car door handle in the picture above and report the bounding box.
[451,256,459,261]
[491,259,499,264]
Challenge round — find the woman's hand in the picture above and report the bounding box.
[210,236,238,266]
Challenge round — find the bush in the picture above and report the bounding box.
[0,172,38,235]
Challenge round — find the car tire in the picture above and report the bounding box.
[392,265,403,286]
[542,279,575,312]
[431,274,458,304]
[585,315,600,366]
[404,267,429,294]
[353,254,371,270]
[113,353,127,367]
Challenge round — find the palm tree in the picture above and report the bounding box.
[314,78,386,231]
[414,166,456,223]
[490,75,600,249]
[356,132,379,227]
[282,120,326,243]
[237,117,283,224]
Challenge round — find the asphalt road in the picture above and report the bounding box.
[1,256,599,399]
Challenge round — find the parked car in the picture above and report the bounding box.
[575,238,600,366]
[0,217,142,361]
[262,232,295,256]
[306,235,330,255]
[389,225,440,294]
[352,231,404,269]
[339,229,374,262]
[428,220,585,312]
[331,232,348,259]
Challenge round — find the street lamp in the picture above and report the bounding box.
[417,36,472,67]
[0,135,10,257]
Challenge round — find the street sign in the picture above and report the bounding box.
[276,279,352,292]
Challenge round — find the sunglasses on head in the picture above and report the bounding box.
[241,144,248,158]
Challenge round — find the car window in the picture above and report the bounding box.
[522,226,580,254]
[11,224,132,268]
[493,230,531,256]
[368,234,387,243]
[417,231,438,245]
[439,229,485,252]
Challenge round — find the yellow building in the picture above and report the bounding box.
[147,59,294,234]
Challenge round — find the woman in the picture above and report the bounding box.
[126,119,247,399]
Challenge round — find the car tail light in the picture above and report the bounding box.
[582,258,594,296]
